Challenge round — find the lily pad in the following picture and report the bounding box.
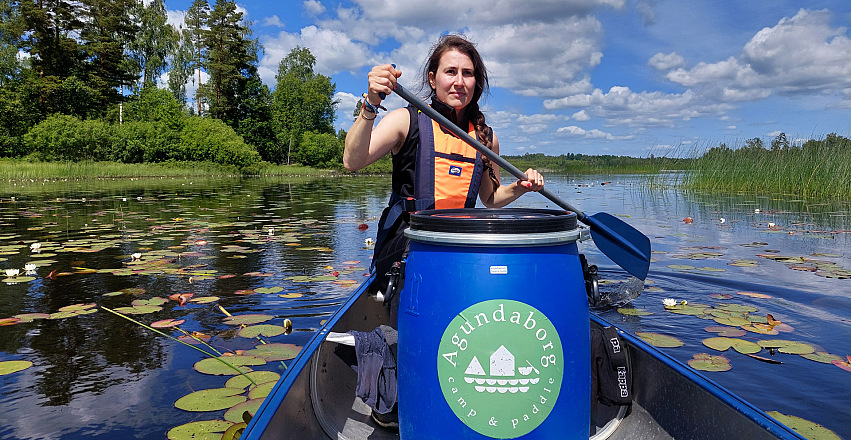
[702,337,761,354]
[238,324,285,338]
[278,293,303,299]
[737,291,772,299]
[688,353,731,372]
[0,360,34,375]
[800,352,844,364]
[617,307,653,316]
[223,398,265,423]
[635,332,684,348]
[193,356,266,375]
[223,314,273,326]
[254,287,283,294]
[174,388,247,412]
[247,382,275,400]
[189,296,220,304]
[167,420,234,440]
[717,303,759,313]
[765,412,841,440]
[713,316,752,327]
[151,319,185,328]
[225,371,281,389]
[757,339,815,355]
[244,343,301,361]
[741,324,779,335]
[705,326,747,337]
[665,303,711,316]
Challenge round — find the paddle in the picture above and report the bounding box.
[385,84,651,280]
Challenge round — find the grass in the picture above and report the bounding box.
[0,159,339,181]
[682,135,851,199]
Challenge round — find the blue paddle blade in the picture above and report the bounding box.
[585,212,651,280]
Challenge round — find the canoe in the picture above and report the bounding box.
[240,274,804,440]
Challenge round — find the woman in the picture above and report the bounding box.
[345,34,545,295]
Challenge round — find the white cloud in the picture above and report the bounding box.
[661,9,851,103]
[166,10,186,29]
[544,86,732,127]
[571,109,591,121]
[262,15,284,28]
[556,125,631,140]
[303,0,326,16]
[648,52,684,70]
[259,26,375,85]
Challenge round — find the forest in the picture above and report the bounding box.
[0,0,342,171]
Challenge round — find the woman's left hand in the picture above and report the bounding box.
[519,168,544,192]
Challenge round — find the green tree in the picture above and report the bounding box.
[770,132,789,151]
[79,0,140,111]
[744,138,765,150]
[234,77,277,162]
[0,0,22,85]
[184,0,210,115]
[128,0,176,88]
[203,0,258,122]
[297,131,342,168]
[271,46,337,164]
[168,28,194,104]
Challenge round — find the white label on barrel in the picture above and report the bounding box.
[489,266,508,275]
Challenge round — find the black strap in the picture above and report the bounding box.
[600,326,631,405]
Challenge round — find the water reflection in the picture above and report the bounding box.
[1,174,849,439]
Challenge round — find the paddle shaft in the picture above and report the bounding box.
[391,85,588,221]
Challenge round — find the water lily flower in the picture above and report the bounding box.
[131,253,142,260]
[680,300,688,305]
[5,268,20,277]
[768,222,776,228]
[30,242,41,253]
[719,218,726,224]
[24,263,37,274]
[662,298,676,307]
[754,208,760,213]
[268,228,274,236]
[364,238,375,248]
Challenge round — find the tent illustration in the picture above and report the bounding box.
[463,345,540,393]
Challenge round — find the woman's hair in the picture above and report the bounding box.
[421,34,499,190]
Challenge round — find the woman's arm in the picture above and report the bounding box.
[344,64,407,171]
[478,134,545,208]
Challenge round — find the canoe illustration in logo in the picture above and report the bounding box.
[464,345,541,393]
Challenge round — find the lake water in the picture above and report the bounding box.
[1,174,849,439]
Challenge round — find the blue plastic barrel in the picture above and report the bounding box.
[397,208,590,439]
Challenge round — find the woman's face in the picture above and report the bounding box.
[428,49,476,111]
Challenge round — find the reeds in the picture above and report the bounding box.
[683,135,851,199]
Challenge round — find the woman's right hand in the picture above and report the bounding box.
[367,64,401,106]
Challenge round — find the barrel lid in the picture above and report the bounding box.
[409,208,577,234]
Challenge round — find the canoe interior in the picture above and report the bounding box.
[242,280,803,440]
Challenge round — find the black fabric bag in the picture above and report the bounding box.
[590,325,632,406]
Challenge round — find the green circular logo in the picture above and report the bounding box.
[436,299,564,438]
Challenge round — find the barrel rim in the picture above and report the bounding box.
[409,208,578,234]
[404,228,582,246]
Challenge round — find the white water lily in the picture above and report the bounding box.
[30,242,41,253]
[5,268,20,277]
[131,252,142,260]
[24,263,37,273]
[268,228,274,236]
[662,298,676,307]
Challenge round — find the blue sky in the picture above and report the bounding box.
[165,0,851,157]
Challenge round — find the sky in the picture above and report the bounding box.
[164,0,851,158]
